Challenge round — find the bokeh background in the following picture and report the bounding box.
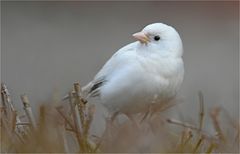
[1,1,239,134]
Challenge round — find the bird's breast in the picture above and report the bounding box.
[137,56,184,98]
[100,55,184,114]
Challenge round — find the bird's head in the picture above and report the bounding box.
[133,23,183,57]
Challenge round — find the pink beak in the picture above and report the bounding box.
[132,31,150,44]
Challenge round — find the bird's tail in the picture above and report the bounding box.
[62,82,93,101]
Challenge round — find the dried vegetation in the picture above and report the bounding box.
[1,83,239,153]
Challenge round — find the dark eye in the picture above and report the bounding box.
[154,35,160,41]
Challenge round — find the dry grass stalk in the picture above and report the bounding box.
[84,104,95,137]
[56,82,96,152]
[62,128,70,153]
[182,130,193,146]
[221,107,240,144]
[68,91,84,150]
[1,82,239,153]
[55,106,75,132]
[166,118,200,131]
[192,135,204,153]
[177,129,193,152]
[73,82,86,128]
[198,91,205,132]
[210,107,225,141]
[206,142,216,154]
[1,83,28,151]
[20,94,37,130]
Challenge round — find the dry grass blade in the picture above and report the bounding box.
[210,107,225,141]
[56,106,75,132]
[61,125,70,153]
[221,107,240,144]
[11,110,17,132]
[20,94,37,129]
[1,83,14,123]
[198,91,204,131]
[84,104,95,136]
[166,118,200,131]
[1,83,239,153]
[177,129,193,152]
[1,83,7,115]
[39,105,46,133]
[206,142,216,153]
[68,91,84,150]
[166,118,217,143]
[73,82,86,128]
[192,135,204,153]
[1,83,28,150]
[1,115,16,150]
[59,82,96,152]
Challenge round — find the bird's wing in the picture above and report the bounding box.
[82,42,137,98]
[86,76,107,98]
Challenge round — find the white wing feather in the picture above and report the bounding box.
[82,42,138,97]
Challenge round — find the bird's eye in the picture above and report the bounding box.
[154,35,160,41]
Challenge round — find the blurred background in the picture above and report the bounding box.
[1,1,239,133]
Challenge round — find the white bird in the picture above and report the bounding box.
[81,23,184,120]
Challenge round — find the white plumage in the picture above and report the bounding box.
[83,23,184,116]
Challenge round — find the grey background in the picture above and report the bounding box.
[1,1,239,130]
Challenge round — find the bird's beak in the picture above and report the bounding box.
[132,31,150,44]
